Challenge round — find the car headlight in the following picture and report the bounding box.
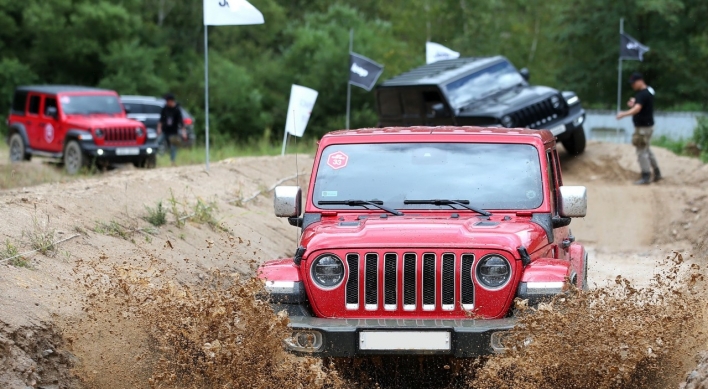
[94,129,104,138]
[311,254,344,289]
[551,95,562,110]
[501,115,514,128]
[476,255,512,289]
[136,127,144,137]
[566,96,579,106]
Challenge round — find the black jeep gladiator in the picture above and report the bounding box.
[376,56,587,155]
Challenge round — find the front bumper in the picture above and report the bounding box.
[80,142,157,161]
[551,107,585,139]
[286,316,516,358]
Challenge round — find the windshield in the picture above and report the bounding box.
[313,143,544,211]
[444,61,525,108]
[60,95,123,115]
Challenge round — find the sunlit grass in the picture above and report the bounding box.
[156,136,317,167]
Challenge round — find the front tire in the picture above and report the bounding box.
[9,133,30,162]
[134,155,157,169]
[63,140,87,175]
[561,127,586,156]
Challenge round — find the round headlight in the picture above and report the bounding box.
[476,255,511,289]
[311,254,344,289]
[501,115,514,128]
[551,95,562,110]
[136,127,144,137]
[94,129,104,138]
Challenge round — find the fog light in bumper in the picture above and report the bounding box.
[147,148,153,155]
[284,330,323,353]
[97,149,104,156]
[573,115,585,127]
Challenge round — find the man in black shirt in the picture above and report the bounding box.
[616,72,661,185]
[157,93,185,166]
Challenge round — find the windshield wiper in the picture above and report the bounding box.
[318,200,404,216]
[404,199,492,217]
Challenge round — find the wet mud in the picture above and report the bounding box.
[61,252,706,389]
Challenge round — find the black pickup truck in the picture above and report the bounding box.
[376,56,587,155]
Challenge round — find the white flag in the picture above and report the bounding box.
[203,0,264,26]
[426,42,460,64]
[285,85,318,138]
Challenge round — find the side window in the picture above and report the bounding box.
[11,91,28,115]
[546,150,557,214]
[378,90,402,118]
[144,104,163,115]
[44,98,57,117]
[28,95,41,115]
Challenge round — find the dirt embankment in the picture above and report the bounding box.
[0,142,707,388]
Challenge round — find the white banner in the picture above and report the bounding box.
[203,0,264,26]
[426,42,460,64]
[285,85,318,137]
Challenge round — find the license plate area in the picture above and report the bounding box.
[359,331,450,351]
[550,124,566,136]
[115,147,140,156]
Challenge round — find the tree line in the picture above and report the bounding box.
[1,0,706,142]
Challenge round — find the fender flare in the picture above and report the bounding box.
[7,123,30,146]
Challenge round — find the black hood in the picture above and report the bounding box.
[456,85,558,118]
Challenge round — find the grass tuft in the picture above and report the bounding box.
[143,201,168,227]
[94,220,131,240]
[22,212,56,257]
[1,239,30,268]
[192,198,228,232]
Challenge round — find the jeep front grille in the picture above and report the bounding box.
[511,95,567,129]
[345,252,475,313]
[104,127,137,142]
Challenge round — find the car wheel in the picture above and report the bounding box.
[9,133,29,162]
[64,140,86,175]
[561,126,586,156]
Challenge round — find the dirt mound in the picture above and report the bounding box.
[0,320,78,388]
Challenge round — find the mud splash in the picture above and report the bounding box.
[67,252,706,389]
[71,258,344,388]
[471,252,707,389]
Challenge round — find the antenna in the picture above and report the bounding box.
[291,108,301,248]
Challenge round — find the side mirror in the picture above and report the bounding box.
[124,106,131,114]
[431,103,450,118]
[519,67,530,81]
[45,106,58,118]
[274,186,302,218]
[559,186,587,218]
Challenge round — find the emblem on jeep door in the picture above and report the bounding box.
[327,151,349,170]
[44,124,55,143]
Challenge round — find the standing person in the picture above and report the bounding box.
[157,93,185,167]
[616,72,662,185]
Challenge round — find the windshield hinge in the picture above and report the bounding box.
[293,246,306,266]
[517,246,531,267]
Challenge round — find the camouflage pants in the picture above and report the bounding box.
[632,126,659,173]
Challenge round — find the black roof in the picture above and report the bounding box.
[380,56,506,87]
[16,85,113,94]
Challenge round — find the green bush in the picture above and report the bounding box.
[143,201,167,227]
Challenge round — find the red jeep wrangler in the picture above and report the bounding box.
[6,86,155,174]
[259,126,588,358]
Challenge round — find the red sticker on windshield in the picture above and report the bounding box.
[327,151,349,170]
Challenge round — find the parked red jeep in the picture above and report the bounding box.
[259,126,588,358]
[5,86,155,174]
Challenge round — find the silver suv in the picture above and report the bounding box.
[120,95,196,154]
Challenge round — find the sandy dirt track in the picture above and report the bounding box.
[0,141,707,388]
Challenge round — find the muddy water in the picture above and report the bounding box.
[71,253,706,389]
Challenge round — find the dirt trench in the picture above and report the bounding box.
[0,142,707,388]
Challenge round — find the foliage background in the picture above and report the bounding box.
[1,0,706,142]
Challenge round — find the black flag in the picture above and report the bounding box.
[349,53,384,91]
[620,33,650,61]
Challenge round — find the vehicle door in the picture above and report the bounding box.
[548,147,572,260]
[40,96,62,153]
[423,90,455,126]
[25,93,43,149]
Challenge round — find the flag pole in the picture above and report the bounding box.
[281,126,288,156]
[204,25,211,171]
[346,29,353,130]
[616,17,624,141]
